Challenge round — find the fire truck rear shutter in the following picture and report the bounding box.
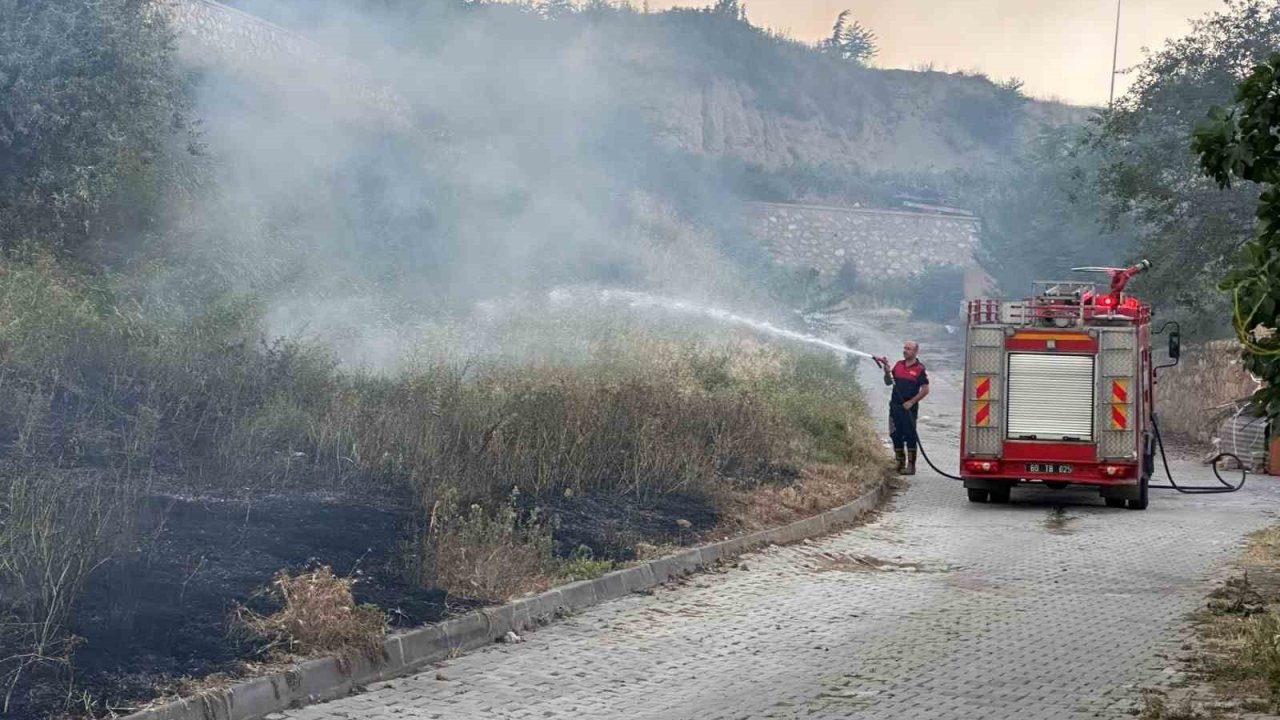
[1006,353,1095,441]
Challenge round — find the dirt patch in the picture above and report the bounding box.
[805,551,933,574]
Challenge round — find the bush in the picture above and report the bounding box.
[0,470,134,712]
[909,265,965,322]
[409,491,556,602]
[0,0,189,250]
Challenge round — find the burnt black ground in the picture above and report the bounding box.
[533,490,721,561]
[54,494,468,718]
[10,487,721,719]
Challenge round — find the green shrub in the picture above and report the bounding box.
[909,265,965,322]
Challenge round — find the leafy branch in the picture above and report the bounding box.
[1194,53,1280,414]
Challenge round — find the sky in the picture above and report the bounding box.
[645,0,1226,106]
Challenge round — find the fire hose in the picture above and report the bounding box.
[1149,414,1247,494]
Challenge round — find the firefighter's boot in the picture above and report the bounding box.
[894,449,906,474]
[905,449,918,476]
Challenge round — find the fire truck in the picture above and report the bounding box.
[959,261,1182,510]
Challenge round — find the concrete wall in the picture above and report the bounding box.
[1155,340,1260,446]
[746,201,983,284]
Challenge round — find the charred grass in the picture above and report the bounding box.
[0,256,891,718]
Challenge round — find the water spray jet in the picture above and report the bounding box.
[547,287,876,359]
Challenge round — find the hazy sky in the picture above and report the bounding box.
[646,0,1225,105]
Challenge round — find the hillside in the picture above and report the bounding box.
[624,65,1088,175]
[213,1,1089,181]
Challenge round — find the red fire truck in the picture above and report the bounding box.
[959,261,1181,510]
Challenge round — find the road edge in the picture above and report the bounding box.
[124,477,895,720]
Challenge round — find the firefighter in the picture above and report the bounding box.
[877,342,930,475]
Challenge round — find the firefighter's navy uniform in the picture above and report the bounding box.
[885,360,929,474]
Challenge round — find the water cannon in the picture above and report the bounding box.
[1072,259,1151,307]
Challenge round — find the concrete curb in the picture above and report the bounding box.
[124,478,893,720]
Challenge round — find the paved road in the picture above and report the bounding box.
[280,312,1280,719]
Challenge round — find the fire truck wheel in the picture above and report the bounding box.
[988,486,1012,504]
[967,488,990,503]
[1104,497,1127,509]
[1126,477,1150,511]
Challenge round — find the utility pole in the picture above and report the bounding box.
[1108,0,1122,108]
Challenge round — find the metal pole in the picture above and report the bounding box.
[1108,0,1122,107]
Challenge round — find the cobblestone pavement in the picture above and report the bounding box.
[280,315,1280,719]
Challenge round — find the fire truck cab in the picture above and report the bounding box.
[960,261,1175,510]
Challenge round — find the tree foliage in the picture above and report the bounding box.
[1194,53,1280,417]
[821,10,877,65]
[0,0,189,251]
[976,127,1137,296]
[538,0,578,19]
[1094,0,1280,322]
[711,0,747,21]
[909,265,965,322]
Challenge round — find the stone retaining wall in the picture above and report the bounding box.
[1156,340,1260,446]
[746,201,981,280]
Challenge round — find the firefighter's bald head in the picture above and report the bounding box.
[903,341,920,362]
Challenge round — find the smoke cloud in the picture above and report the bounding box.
[164,0,762,369]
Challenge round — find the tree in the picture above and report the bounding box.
[0,0,189,252]
[1194,53,1280,417]
[711,0,747,21]
[821,10,877,65]
[976,127,1137,296]
[1093,0,1280,325]
[539,0,577,18]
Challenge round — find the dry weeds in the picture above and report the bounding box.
[232,566,387,661]
[1140,524,1280,717]
[0,255,890,707]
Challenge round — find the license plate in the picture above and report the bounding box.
[1027,463,1073,474]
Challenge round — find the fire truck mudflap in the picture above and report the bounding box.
[960,264,1156,509]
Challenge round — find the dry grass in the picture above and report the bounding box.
[1147,524,1280,717]
[0,255,889,708]
[232,566,387,661]
[1244,527,1280,566]
[1137,689,1220,719]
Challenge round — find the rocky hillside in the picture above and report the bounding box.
[588,8,1091,176]
[627,67,1088,174]
[216,2,1089,179]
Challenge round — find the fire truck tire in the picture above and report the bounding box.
[1104,497,1127,509]
[988,486,1012,504]
[1126,477,1150,510]
[967,488,990,503]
